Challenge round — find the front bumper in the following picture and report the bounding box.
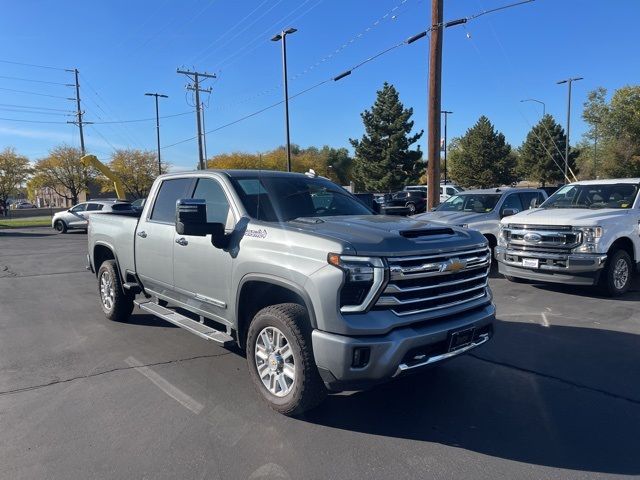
[311,303,495,391]
[495,246,607,285]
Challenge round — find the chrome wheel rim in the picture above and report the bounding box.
[407,203,416,214]
[99,270,115,311]
[254,326,295,397]
[613,258,629,290]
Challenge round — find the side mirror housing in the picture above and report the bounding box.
[501,208,518,218]
[175,199,228,248]
[530,198,539,209]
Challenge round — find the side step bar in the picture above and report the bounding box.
[134,300,234,346]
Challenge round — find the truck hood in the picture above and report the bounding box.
[287,215,486,256]
[413,210,488,225]
[502,208,631,226]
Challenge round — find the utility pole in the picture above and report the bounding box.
[593,121,599,179]
[557,76,583,183]
[427,0,443,211]
[145,92,168,175]
[201,102,208,162]
[441,110,452,185]
[177,68,215,170]
[271,28,297,172]
[66,68,88,155]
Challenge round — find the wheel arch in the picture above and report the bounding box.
[608,237,635,263]
[236,275,317,349]
[93,242,126,284]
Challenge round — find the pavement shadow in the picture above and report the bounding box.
[530,280,640,301]
[0,231,54,238]
[116,312,179,328]
[302,320,640,475]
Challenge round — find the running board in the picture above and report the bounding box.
[135,300,234,346]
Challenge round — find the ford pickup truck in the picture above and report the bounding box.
[495,179,640,296]
[87,170,495,415]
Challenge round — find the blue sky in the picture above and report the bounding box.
[0,0,637,170]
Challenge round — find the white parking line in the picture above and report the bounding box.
[541,312,550,327]
[125,357,203,414]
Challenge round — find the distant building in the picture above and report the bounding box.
[32,181,117,208]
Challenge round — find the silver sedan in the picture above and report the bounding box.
[52,200,134,233]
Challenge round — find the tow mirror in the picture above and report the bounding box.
[530,197,539,209]
[501,208,518,218]
[175,199,228,248]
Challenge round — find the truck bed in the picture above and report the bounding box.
[88,212,140,275]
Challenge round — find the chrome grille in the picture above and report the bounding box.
[377,247,491,316]
[504,224,580,253]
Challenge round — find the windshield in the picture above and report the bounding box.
[542,183,639,209]
[435,193,501,213]
[231,175,373,222]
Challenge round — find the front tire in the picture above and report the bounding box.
[246,303,326,416]
[97,260,133,321]
[599,249,633,297]
[54,220,67,233]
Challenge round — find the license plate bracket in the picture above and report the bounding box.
[522,258,539,268]
[448,327,476,352]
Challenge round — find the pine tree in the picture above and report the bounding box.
[448,116,516,188]
[519,114,576,186]
[350,83,423,192]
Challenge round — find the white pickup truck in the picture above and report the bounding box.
[495,179,640,296]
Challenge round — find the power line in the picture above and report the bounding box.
[0,75,73,86]
[0,107,73,117]
[0,103,73,112]
[0,87,73,100]
[0,117,68,124]
[0,59,69,71]
[88,110,193,124]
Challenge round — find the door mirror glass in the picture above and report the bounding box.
[501,208,519,218]
[175,199,227,248]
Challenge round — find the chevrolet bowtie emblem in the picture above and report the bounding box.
[442,258,467,273]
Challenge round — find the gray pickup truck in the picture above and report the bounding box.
[87,170,495,415]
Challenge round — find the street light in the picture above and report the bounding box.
[557,77,583,182]
[145,92,169,175]
[271,27,297,173]
[441,110,453,184]
[520,98,545,116]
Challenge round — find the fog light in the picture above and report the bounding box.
[352,347,370,368]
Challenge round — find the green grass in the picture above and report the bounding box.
[0,216,52,229]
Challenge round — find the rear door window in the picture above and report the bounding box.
[86,203,103,211]
[150,178,194,223]
[501,193,524,213]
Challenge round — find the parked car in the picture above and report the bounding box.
[413,187,547,251]
[403,183,464,202]
[495,179,640,296]
[379,190,427,215]
[12,201,37,209]
[52,200,135,233]
[88,170,495,415]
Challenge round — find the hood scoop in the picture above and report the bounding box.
[399,227,454,238]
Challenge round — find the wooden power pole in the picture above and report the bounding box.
[427,0,443,211]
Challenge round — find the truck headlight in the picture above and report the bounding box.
[498,224,508,246]
[573,226,603,253]
[328,254,386,313]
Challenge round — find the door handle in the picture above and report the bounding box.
[137,231,147,238]
[175,237,188,246]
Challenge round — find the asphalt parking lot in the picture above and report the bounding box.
[1,228,639,480]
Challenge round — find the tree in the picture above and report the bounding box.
[0,147,31,215]
[102,149,168,199]
[518,114,575,186]
[31,145,93,204]
[579,85,640,178]
[350,82,423,192]
[448,116,516,188]
[206,145,353,184]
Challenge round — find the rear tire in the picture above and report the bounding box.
[97,260,134,321]
[599,249,633,297]
[406,202,416,215]
[54,220,67,233]
[504,275,526,283]
[246,303,327,416]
